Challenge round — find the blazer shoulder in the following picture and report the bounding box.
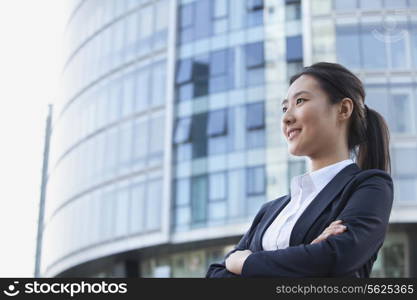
[353,168,393,185]
[348,168,394,196]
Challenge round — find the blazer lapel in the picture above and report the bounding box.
[289,163,361,246]
[255,195,291,251]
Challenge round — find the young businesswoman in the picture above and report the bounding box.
[206,62,393,278]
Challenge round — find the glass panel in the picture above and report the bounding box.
[361,25,387,69]
[191,113,207,158]
[207,109,227,136]
[151,61,166,107]
[246,102,265,129]
[174,117,192,144]
[336,25,361,69]
[214,0,228,18]
[210,49,227,76]
[149,115,165,157]
[114,187,130,238]
[130,183,145,234]
[245,42,264,68]
[194,0,212,40]
[191,175,207,224]
[146,179,162,230]
[333,0,357,10]
[209,172,226,201]
[180,3,194,28]
[286,35,303,61]
[136,67,150,112]
[208,201,227,220]
[176,59,193,84]
[389,27,408,69]
[391,94,414,133]
[246,166,265,195]
[394,148,417,176]
[358,0,383,9]
[176,178,190,206]
[384,0,407,8]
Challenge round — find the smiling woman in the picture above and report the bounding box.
[206,62,394,278]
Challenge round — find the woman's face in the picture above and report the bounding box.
[281,74,342,158]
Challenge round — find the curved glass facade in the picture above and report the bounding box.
[41,0,172,276]
[38,0,417,277]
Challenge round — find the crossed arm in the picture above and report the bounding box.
[206,175,393,278]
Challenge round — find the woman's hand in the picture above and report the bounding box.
[310,220,347,244]
[225,249,253,275]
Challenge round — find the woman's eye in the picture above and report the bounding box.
[282,107,287,113]
[296,98,305,104]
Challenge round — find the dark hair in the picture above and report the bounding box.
[289,62,391,174]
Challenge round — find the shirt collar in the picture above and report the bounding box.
[290,159,355,199]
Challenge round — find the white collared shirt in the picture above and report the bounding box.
[262,159,355,251]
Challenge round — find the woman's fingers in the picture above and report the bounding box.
[310,222,347,244]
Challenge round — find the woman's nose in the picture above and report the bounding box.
[282,108,295,126]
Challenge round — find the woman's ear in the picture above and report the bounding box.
[338,98,354,121]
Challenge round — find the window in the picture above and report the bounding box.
[209,172,227,201]
[154,0,169,48]
[390,94,414,134]
[246,102,265,130]
[336,25,361,69]
[174,178,191,230]
[385,0,407,8]
[285,0,301,21]
[247,0,264,27]
[193,55,210,97]
[138,6,154,55]
[361,24,387,69]
[146,179,162,230]
[246,166,265,195]
[213,0,228,34]
[176,59,193,102]
[114,187,130,238]
[333,0,357,11]
[136,67,150,112]
[191,175,208,225]
[178,3,194,43]
[286,35,303,62]
[245,42,265,86]
[246,102,265,149]
[194,0,212,40]
[191,113,207,158]
[207,109,227,137]
[174,117,192,144]
[132,119,148,169]
[151,61,166,107]
[209,49,228,93]
[130,182,145,234]
[208,172,227,223]
[149,116,165,161]
[393,147,417,203]
[245,42,265,68]
[388,24,408,69]
[358,0,383,9]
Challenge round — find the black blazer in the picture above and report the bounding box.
[206,163,394,278]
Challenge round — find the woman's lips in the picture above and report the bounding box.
[288,129,301,141]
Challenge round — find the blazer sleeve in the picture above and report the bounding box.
[240,172,394,277]
[205,201,270,278]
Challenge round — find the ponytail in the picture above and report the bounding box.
[355,104,391,174]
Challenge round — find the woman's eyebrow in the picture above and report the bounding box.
[281,90,312,106]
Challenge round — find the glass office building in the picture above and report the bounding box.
[36,0,417,277]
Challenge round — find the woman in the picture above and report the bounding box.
[206,62,393,278]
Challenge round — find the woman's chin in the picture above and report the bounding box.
[288,145,303,156]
